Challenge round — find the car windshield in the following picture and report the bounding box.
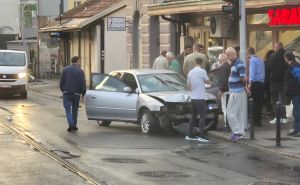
[0,52,26,66]
[137,73,188,93]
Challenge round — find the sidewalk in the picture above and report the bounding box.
[28,79,300,159]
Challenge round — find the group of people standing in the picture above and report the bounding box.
[153,42,300,141]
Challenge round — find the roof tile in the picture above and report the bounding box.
[62,0,123,19]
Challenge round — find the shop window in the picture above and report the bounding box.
[278,30,300,52]
[247,14,269,25]
[248,31,272,58]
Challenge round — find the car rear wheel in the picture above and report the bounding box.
[140,109,160,134]
[97,120,111,127]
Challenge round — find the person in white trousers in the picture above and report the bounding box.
[225,47,248,141]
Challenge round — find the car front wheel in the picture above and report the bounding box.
[139,109,160,134]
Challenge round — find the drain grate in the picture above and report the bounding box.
[51,150,81,159]
[102,158,147,163]
[249,182,290,185]
[138,171,190,178]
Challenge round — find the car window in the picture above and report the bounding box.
[121,73,138,91]
[91,73,107,90]
[95,76,128,92]
[137,73,188,93]
[111,72,123,79]
[208,70,219,87]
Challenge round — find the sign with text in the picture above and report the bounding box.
[107,17,126,31]
[268,7,300,26]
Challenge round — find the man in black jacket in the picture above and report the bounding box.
[284,51,300,137]
[269,42,289,124]
[60,56,86,132]
[217,53,231,124]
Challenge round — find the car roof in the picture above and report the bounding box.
[111,69,177,75]
[0,50,26,54]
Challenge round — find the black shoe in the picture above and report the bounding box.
[292,132,300,137]
[74,126,78,131]
[67,126,73,132]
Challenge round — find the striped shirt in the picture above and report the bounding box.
[229,58,246,93]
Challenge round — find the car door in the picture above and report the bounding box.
[85,73,138,122]
[120,73,139,120]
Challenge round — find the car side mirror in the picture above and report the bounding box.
[123,87,132,93]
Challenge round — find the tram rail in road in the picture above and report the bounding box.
[0,118,102,185]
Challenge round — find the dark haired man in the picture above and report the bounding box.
[186,57,210,142]
[60,56,86,132]
[247,47,265,126]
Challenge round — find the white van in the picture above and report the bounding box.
[0,50,28,99]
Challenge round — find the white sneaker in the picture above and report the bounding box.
[197,137,209,143]
[185,136,198,141]
[270,118,288,124]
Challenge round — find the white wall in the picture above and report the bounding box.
[104,8,127,73]
[0,0,19,34]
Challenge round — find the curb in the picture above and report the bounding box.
[208,131,300,160]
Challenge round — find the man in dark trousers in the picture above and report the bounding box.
[60,56,86,132]
[186,57,210,142]
[269,42,289,124]
[247,47,265,126]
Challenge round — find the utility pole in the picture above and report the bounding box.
[239,0,247,66]
[21,1,26,51]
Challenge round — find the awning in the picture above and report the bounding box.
[147,0,288,16]
[40,1,126,32]
[40,18,88,32]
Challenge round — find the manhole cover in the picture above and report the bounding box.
[138,171,190,178]
[249,182,290,185]
[102,158,147,163]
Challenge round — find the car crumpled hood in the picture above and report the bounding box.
[146,91,217,103]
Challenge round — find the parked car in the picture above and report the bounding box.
[85,69,219,134]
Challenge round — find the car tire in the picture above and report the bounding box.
[20,91,27,99]
[139,109,160,134]
[205,113,219,131]
[97,120,111,127]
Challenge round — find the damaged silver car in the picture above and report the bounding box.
[85,69,219,134]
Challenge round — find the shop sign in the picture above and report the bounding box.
[268,7,300,26]
[107,17,126,31]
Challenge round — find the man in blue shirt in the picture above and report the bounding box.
[60,56,86,132]
[247,47,265,126]
[226,47,247,141]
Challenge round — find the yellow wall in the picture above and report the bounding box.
[67,0,86,11]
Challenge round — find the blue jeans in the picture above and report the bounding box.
[63,94,80,127]
[292,96,300,133]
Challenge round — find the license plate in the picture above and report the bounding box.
[0,84,11,88]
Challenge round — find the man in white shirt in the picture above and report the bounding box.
[186,57,210,142]
[153,50,169,69]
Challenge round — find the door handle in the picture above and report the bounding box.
[91,96,96,99]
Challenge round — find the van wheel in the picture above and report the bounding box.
[97,120,111,127]
[20,91,27,99]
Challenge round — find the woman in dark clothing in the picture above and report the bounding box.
[264,50,275,117]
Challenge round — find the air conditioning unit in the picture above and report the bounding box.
[210,15,235,38]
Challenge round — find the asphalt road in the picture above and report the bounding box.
[0,91,299,185]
